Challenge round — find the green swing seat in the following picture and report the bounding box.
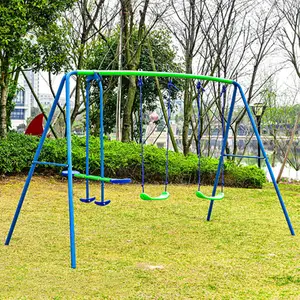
[195,190,224,201]
[194,82,226,202]
[140,191,170,201]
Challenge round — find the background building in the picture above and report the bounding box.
[10,72,72,132]
[11,71,39,130]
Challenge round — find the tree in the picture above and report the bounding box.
[85,27,182,137]
[120,0,167,142]
[277,0,300,78]
[0,0,74,137]
[262,90,300,175]
[164,0,252,156]
[275,0,300,180]
[62,0,117,125]
[260,86,279,166]
[164,0,206,155]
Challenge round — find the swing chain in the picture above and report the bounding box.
[138,76,145,193]
[196,81,205,191]
[220,85,227,192]
[220,85,226,96]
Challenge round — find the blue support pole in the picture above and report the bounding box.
[95,75,110,206]
[65,72,78,268]
[207,85,238,221]
[223,154,265,160]
[100,80,104,202]
[5,75,67,246]
[235,82,295,235]
[33,161,68,167]
[80,77,95,203]
[85,80,91,199]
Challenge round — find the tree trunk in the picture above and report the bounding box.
[182,79,192,156]
[0,85,8,138]
[0,57,10,138]
[272,144,276,168]
[71,50,83,125]
[121,0,149,142]
[122,76,136,142]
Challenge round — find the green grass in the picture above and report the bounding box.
[0,176,299,299]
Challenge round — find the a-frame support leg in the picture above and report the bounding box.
[207,82,295,236]
[5,76,67,246]
[64,72,77,268]
[236,83,295,235]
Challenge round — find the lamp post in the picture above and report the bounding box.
[251,103,267,168]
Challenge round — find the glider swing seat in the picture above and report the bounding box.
[61,170,131,184]
[5,70,295,271]
[138,77,177,201]
[195,82,225,201]
[71,73,131,206]
[59,74,131,205]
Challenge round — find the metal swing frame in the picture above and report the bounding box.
[5,70,295,270]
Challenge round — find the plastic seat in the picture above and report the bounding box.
[140,191,170,201]
[195,191,224,200]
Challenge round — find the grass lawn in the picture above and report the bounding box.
[0,176,299,299]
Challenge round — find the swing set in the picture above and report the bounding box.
[5,70,295,270]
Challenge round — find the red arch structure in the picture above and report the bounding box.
[25,113,44,136]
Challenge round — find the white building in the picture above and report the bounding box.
[37,93,71,109]
[37,93,53,108]
[11,71,39,130]
[11,72,73,131]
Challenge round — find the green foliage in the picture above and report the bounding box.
[0,133,266,188]
[225,163,267,188]
[0,0,74,136]
[0,132,39,173]
[85,28,183,135]
[263,99,300,171]
[0,0,74,72]
[263,104,300,129]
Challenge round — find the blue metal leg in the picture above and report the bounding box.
[5,76,67,246]
[65,73,77,268]
[235,82,295,235]
[95,77,110,206]
[80,78,95,203]
[207,85,238,221]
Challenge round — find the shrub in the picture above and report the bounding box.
[0,133,266,188]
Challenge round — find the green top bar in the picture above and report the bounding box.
[76,70,233,84]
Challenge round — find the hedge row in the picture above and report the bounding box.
[0,133,266,188]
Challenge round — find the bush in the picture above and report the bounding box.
[0,132,266,188]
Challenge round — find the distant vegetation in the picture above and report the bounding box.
[0,133,266,188]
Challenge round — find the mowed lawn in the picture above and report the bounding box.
[0,176,299,299]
